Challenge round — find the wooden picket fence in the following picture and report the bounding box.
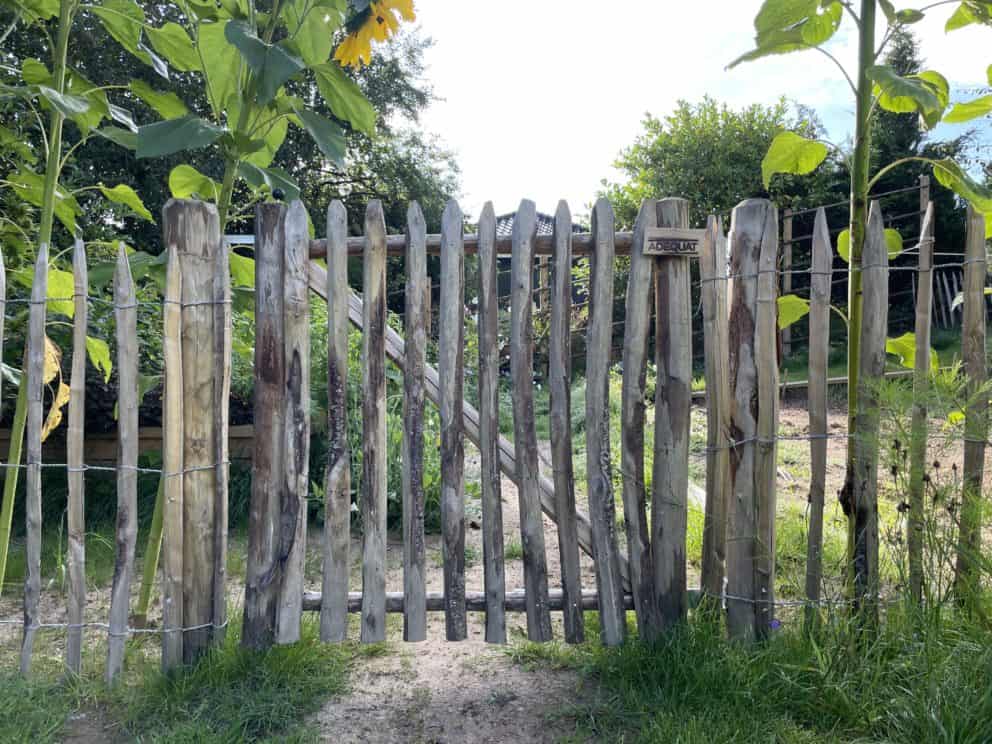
[8,192,989,681]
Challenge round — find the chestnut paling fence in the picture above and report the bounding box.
[2,192,988,683]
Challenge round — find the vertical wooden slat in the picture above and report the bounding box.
[361,200,388,643]
[321,201,351,642]
[276,201,310,644]
[954,206,988,601]
[477,202,506,644]
[162,244,184,670]
[510,199,553,642]
[651,198,692,631]
[243,202,286,650]
[804,208,832,627]
[698,216,730,608]
[586,198,626,646]
[907,203,934,606]
[403,201,428,642]
[439,199,467,641]
[549,200,583,644]
[212,235,231,644]
[851,202,888,624]
[66,239,86,674]
[19,243,47,676]
[621,199,659,640]
[107,243,138,683]
[781,209,793,358]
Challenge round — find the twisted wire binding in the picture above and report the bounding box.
[1,618,229,637]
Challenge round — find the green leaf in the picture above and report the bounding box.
[85,336,112,383]
[313,62,376,134]
[21,58,50,85]
[761,131,828,188]
[283,0,345,65]
[754,0,818,40]
[0,124,36,163]
[224,21,304,105]
[14,265,76,317]
[168,164,221,200]
[777,294,810,330]
[197,20,240,114]
[229,251,255,287]
[931,158,992,211]
[98,183,153,221]
[89,249,164,288]
[237,161,300,201]
[946,2,978,30]
[800,2,842,45]
[36,86,91,118]
[728,27,805,68]
[836,228,903,262]
[129,80,189,120]
[108,104,136,132]
[886,332,938,373]
[16,0,58,20]
[293,107,346,164]
[97,125,137,150]
[951,286,992,311]
[90,0,145,57]
[895,8,925,23]
[64,70,111,133]
[869,65,943,116]
[943,94,992,123]
[136,115,225,158]
[243,114,288,167]
[146,22,200,72]
[879,0,896,22]
[8,169,80,232]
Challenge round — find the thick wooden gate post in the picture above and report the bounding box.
[163,199,229,663]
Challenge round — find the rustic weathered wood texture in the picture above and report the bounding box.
[510,199,553,642]
[621,199,659,640]
[907,203,934,606]
[212,233,231,645]
[19,243,47,676]
[698,216,731,608]
[243,203,286,650]
[66,239,86,675]
[162,244,184,670]
[781,209,793,357]
[726,199,779,642]
[851,202,888,623]
[107,244,138,683]
[403,202,428,642]
[439,199,467,641]
[361,200,388,643]
[276,201,310,644]
[652,198,692,632]
[321,200,351,643]
[477,202,506,644]
[549,200,584,644]
[585,199,627,646]
[954,206,988,601]
[804,208,832,628]
[302,588,638,613]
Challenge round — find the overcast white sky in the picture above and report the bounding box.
[409,1,990,220]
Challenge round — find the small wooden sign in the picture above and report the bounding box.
[642,226,706,257]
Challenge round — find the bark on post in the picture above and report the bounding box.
[953,206,988,604]
[403,202,428,642]
[243,202,286,650]
[510,199,553,642]
[321,201,351,642]
[361,200,388,643]
[19,243,47,677]
[651,198,692,632]
[781,209,793,358]
[621,199,659,640]
[66,239,86,674]
[107,244,138,683]
[698,216,731,610]
[804,208,832,630]
[549,200,584,644]
[477,202,506,644]
[212,234,231,645]
[275,201,310,644]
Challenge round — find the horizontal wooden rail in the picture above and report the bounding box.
[308,231,637,258]
[308,261,632,591]
[301,588,643,613]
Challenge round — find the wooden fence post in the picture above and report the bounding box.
[510,199,553,642]
[907,203,934,606]
[19,243,47,677]
[550,200,584,644]
[361,200,388,643]
[107,244,138,683]
[212,232,231,646]
[243,202,286,650]
[851,202,888,624]
[652,198,692,631]
[276,201,310,644]
[66,239,86,675]
[698,216,730,609]
[321,200,351,642]
[781,208,793,358]
[953,206,988,603]
[726,199,779,642]
[804,208,832,629]
[477,202,506,644]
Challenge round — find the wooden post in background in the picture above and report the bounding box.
[698,216,730,609]
[918,175,930,239]
[212,231,231,646]
[781,208,793,358]
[652,198,691,631]
[321,201,351,642]
[954,206,988,603]
[804,208,832,629]
[66,239,86,675]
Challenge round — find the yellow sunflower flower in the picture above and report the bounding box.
[333,0,416,68]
